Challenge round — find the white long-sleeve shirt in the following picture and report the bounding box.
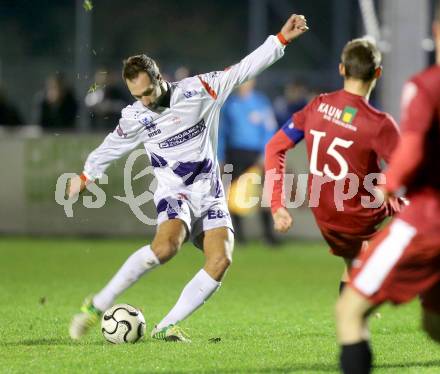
[83,35,286,204]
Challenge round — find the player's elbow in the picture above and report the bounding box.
[264,140,277,167]
[264,139,275,158]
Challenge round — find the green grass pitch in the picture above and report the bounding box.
[1,237,439,373]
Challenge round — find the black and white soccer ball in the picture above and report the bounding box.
[101,304,146,344]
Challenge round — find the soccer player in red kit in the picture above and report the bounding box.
[336,3,440,373]
[265,38,401,292]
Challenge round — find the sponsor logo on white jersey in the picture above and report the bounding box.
[159,119,206,148]
[139,115,162,138]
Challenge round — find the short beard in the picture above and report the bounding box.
[147,82,167,111]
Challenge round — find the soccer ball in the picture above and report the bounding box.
[101,304,146,344]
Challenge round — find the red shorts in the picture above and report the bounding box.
[319,227,376,259]
[350,190,440,312]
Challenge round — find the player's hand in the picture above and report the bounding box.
[273,207,293,233]
[385,196,409,216]
[384,195,398,216]
[65,174,87,199]
[280,14,309,43]
[374,186,409,216]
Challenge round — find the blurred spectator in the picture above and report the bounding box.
[273,80,309,127]
[218,79,279,245]
[85,70,129,131]
[33,74,78,130]
[0,88,23,126]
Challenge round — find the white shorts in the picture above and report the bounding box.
[155,192,234,249]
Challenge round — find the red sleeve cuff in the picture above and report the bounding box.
[80,172,89,183]
[277,32,289,46]
[271,203,283,215]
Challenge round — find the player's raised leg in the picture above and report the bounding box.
[93,219,187,311]
[336,220,411,374]
[152,227,233,342]
[336,211,440,374]
[69,219,187,340]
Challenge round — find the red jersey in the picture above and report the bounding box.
[266,89,400,234]
[386,65,440,195]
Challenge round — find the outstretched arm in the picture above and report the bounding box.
[199,15,308,104]
[265,119,304,232]
[66,122,143,198]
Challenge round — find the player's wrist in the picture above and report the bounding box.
[77,172,93,194]
[376,185,394,203]
[381,182,399,198]
[80,171,94,185]
[79,172,89,183]
[277,32,290,46]
[271,204,284,215]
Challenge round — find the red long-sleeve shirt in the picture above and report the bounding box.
[265,90,400,234]
[265,130,296,213]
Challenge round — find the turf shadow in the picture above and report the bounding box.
[1,338,106,346]
[179,363,338,373]
[375,359,440,369]
[166,361,440,373]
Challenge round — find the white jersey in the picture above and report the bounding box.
[83,35,285,236]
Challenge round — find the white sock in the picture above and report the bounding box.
[156,269,220,329]
[93,245,160,311]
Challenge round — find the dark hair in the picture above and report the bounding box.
[341,38,381,82]
[122,54,161,84]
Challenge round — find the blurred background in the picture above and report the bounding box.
[0,0,437,238]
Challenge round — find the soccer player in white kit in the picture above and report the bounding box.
[68,14,308,342]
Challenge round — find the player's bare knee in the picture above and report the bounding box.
[422,310,440,343]
[207,252,232,273]
[216,254,232,271]
[151,239,181,263]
